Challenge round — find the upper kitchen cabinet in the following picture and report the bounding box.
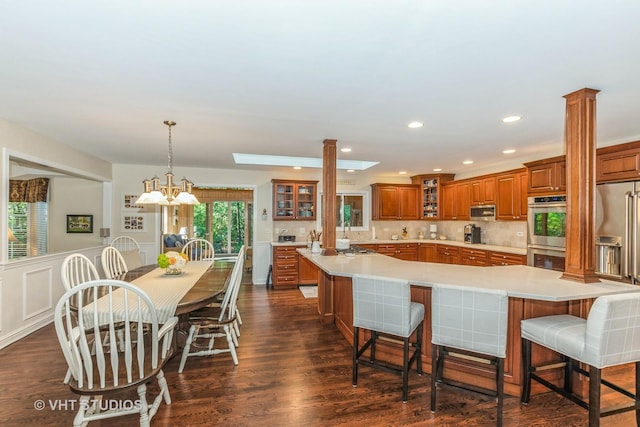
[441,180,470,220]
[596,140,640,184]
[470,176,496,206]
[272,179,318,221]
[524,155,566,195]
[496,169,528,220]
[411,173,455,219]
[370,183,420,220]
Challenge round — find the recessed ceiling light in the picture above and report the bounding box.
[293,166,302,170]
[503,149,516,154]
[433,168,442,172]
[341,147,352,153]
[463,160,474,165]
[347,169,355,173]
[399,171,407,175]
[502,115,522,123]
[407,121,423,129]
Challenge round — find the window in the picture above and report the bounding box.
[8,201,48,259]
[317,192,369,232]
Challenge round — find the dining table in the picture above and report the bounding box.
[82,259,235,348]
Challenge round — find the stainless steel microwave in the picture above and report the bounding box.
[470,205,496,221]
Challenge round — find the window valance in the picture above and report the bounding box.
[9,178,49,203]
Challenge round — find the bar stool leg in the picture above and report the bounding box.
[352,326,359,387]
[402,337,409,403]
[589,366,602,427]
[497,358,504,427]
[521,338,532,404]
[430,344,438,412]
[636,361,640,426]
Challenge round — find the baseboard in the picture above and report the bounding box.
[0,315,53,350]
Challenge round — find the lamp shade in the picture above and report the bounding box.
[179,227,189,236]
[429,224,438,232]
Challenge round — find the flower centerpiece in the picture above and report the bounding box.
[158,251,188,275]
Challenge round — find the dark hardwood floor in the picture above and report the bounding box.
[0,273,637,426]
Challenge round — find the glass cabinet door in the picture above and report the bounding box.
[272,180,317,220]
[296,184,315,220]
[274,182,295,219]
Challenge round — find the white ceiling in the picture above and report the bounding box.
[2,1,640,178]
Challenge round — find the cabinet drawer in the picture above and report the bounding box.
[489,251,526,266]
[274,261,298,273]
[460,248,488,266]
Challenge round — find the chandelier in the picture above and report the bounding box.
[135,120,199,205]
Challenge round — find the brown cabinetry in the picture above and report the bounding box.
[442,181,471,220]
[460,247,489,266]
[411,174,455,219]
[418,242,438,262]
[370,184,420,220]
[489,251,526,266]
[272,179,318,220]
[496,169,527,220]
[470,177,496,206]
[376,243,418,261]
[596,142,640,183]
[437,244,460,264]
[299,253,319,285]
[525,156,566,195]
[272,246,299,289]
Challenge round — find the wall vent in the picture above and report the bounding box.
[337,179,356,186]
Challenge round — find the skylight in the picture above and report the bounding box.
[232,153,379,170]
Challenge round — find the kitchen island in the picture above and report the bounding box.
[299,249,639,397]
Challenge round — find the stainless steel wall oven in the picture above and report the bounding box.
[527,195,567,271]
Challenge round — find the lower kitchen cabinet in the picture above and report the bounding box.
[437,245,460,264]
[460,247,489,266]
[418,242,437,262]
[299,253,319,285]
[272,246,299,289]
[377,243,418,261]
[489,251,526,266]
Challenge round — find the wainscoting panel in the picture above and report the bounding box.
[22,266,53,320]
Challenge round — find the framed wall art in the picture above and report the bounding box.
[121,214,146,232]
[66,214,94,233]
[122,193,143,211]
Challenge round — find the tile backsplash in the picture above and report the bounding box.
[272,219,528,249]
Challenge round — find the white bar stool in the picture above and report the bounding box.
[352,274,424,403]
[521,292,640,427]
[430,283,509,427]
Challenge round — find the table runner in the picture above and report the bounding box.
[82,260,212,327]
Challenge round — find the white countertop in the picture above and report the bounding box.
[298,249,639,302]
[273,239,527,256]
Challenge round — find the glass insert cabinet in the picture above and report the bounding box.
[272,179,318,220]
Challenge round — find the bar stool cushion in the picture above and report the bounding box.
[521,293,640,369]
[353,275,424,338]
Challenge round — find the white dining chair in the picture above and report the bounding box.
[111,235,143,269]
[178,246,245,372]
[181,238,215,262]
[54,279,177,427]
[101,246,129,279]
[60,253,102,384]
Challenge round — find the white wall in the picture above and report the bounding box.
[0,119,112,349]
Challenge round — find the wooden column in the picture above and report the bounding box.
[321,139,338,256]
[562,88,600,283]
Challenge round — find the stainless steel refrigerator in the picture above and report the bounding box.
[596,181,640,283]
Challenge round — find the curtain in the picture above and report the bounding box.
[192,188,253,203]
[9,178,49,203]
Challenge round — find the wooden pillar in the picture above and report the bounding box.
[561,88,600,283]
[321,139,338,256]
